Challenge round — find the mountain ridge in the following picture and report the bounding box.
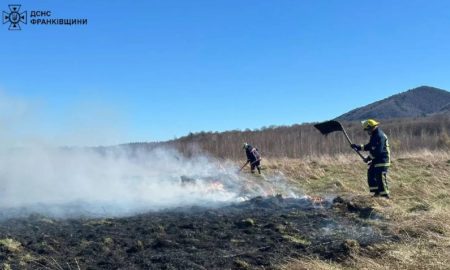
[336,86,450,121]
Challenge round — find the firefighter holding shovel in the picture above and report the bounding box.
[240,143,262,174]
[351,119,391,198]
[314,119,391,198]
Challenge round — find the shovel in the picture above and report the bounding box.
[238,159,262,173]
[314,120,366,161]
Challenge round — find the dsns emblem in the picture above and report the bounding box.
[3,5,27,30]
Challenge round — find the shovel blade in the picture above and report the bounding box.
[314,120,344,135]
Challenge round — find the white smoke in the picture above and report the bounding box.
[0,90,301,218]
[0,145,301,218]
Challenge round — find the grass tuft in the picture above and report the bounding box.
[0,238,22,253]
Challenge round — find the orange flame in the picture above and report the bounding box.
[206,181,225,192]
[306,195,325,205]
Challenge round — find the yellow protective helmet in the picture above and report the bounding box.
[361,119,379,130]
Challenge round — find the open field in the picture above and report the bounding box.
[272,150,450,270]
[0,150,449,269]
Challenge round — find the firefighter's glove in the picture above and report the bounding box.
[363,156,372,163]
[351,144,362,151]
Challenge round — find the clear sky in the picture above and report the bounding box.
[1,0,449,146]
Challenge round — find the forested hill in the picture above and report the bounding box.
[336,86,450,121]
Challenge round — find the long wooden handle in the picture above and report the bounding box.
[341,127,366,160]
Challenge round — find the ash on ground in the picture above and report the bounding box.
[0,195,395,270]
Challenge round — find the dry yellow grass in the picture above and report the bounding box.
[265,150,450,270]
[0,238,22,253]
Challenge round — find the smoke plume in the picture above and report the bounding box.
[0,146,300,218]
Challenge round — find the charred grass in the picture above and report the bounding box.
[0,195,393,269]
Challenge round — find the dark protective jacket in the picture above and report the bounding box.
[363,127,390,167]
[245,145,261,163]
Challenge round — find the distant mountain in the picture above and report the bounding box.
[438,102,450,114]
[336,86,450,121]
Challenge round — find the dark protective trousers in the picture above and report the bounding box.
[250,160,261,174]
[367,165,389,196]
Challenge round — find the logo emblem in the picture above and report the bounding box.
[3,5,27,30]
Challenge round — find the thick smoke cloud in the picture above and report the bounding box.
[0,146,300,218]
[0,91,301,219]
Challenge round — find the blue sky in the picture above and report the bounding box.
[1,0,450,146]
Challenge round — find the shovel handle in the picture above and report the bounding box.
[341,127,366,161]
[238,161,250,172]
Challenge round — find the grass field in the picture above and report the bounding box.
[1,149,448,269]
[266,150,450,270]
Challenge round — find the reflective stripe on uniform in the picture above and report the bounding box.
[382,172,389,193]
[374,163,390,167]
[384,134,390,166]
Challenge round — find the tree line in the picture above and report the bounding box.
[122,114,450,160]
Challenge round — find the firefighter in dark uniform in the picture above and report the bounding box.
[351,119,391,198]
[243,143,262,174]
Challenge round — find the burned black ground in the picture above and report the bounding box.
[0,196,394,270]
